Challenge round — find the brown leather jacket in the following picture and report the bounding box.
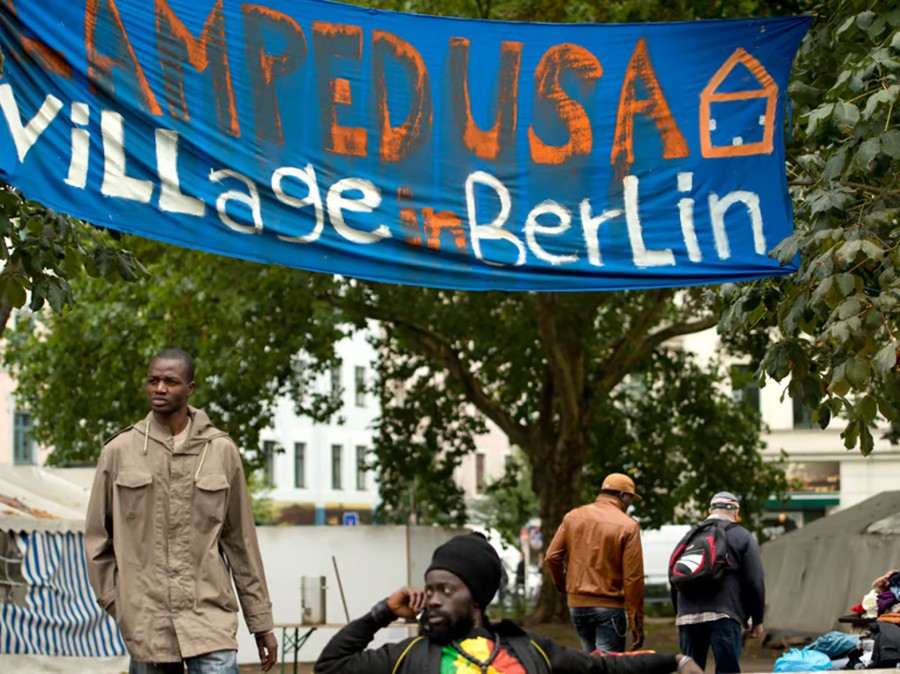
[546,494,644,627]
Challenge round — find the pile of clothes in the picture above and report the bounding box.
[774,569,900,671]
[850,569,900,622]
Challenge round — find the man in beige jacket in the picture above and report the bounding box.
[546,473,645,655]
[85,349,278,673]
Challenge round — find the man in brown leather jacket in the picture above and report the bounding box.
[546,473,645,654]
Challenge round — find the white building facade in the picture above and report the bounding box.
[680,328,900,533]
[257,328,381,525]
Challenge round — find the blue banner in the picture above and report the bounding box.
[0,1,810,291]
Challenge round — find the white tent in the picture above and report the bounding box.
[0,465,126,672]
[762,490,900,636]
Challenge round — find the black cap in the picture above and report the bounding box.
[426,533,502,609]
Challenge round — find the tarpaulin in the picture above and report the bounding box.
[0,0,811,290]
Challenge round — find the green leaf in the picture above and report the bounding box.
[858,395,879,423]
[829,363,850,397]
[836,240,862,266]
[774,235,799,265]
[843,419,860,449]
[823,148,847,180]
[2,276,27,308]
[46,279,71,313]
[863,86,899,118]
[856,11,877,30]
[882,129,900,160]
[817,402,832,429]
[855,137,882,169]
[860,425,874,456]
[836,296,862,319]
[846,356,871,389]
[873,342,898,377]
[860,240,884,262]
[835,273,857,298]
[805,103,834,136]
[833,101,860,132]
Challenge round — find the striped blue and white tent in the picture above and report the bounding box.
[0,466,125,658]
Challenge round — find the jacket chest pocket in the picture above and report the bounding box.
[114,471,153,520]
[194,474,229,529]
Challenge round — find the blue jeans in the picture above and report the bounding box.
[678,618,743,674]
[570,607,627,654]
[129,650,239,674]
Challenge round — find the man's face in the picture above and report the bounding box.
[146,358,194,416]
[421,569,478,643]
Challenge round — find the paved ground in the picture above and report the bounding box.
[238,617,786,673]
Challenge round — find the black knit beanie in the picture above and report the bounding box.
[426,533,502,609]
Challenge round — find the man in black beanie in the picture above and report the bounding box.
[316,533,702,674]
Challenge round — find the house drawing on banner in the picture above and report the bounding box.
[700,47,779,158]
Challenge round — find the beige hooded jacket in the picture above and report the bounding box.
[85,407,273,662]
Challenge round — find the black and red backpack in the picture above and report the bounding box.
[668,519,737,590]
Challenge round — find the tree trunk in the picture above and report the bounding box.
[529,432,589,622]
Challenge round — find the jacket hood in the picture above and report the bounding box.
[134,406,229,451]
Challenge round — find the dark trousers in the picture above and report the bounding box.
[678,618,743,674]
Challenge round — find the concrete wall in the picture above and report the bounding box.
[234,525,463,665]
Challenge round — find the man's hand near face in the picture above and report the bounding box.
[386,586,427,620]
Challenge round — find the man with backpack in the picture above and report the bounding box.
[316,532,703,674]
[669,492,765,674]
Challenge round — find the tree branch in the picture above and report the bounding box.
[789,178,895,196]
[335,297,532,449]
[599,289,672,390]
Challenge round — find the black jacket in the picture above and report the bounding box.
[316,600,680,674]
[671,520,765,627]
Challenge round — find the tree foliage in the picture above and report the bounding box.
[4,239,345,469]
[719,1,900,455]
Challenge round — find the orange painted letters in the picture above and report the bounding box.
[449,38,522,161]
[312,22,367,157]
[85,0,162,115]
[155,0,239,136]
[611,38,688,176]
[243,5,307,146]
[528,44,602,165]
[372,31,432,162]
[0,0,71,78]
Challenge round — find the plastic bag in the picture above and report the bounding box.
[774,647,832,672]
[808,631,861,658]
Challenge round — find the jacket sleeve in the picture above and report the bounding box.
[545,521,568,593]
[219,444,274,634]
[529,632,678,674]
[739,531,766,626]
[315,600,413,674]
[84,447,117,618]
[622,524,645,627]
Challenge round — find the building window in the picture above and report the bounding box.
[354,366,366,407]
[332,445,343,490]
[793,394,812,428]
[730,365,760,414]
[475,453,486,494]
[0,531,26,606]
[13,411,35,465]
[262,440,276,488]
[294,442,306,489]
[330,364,342,395]
[356,446,367,491]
